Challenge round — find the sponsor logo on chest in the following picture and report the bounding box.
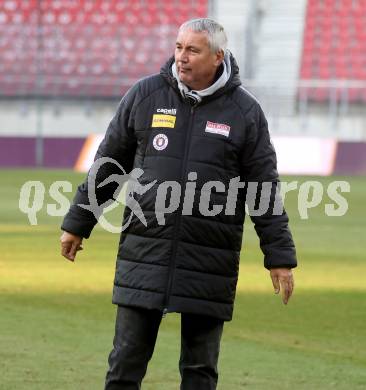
[151,108,177,129]
[157,108,177,115]
[151,114,176,128]
[205,121,231,137]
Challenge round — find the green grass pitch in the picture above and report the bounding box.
[0,169,365,389]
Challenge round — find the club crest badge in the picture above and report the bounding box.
[153,133,168,151]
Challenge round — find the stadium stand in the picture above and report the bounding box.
[0,0,207,98]
[300,0,366,102]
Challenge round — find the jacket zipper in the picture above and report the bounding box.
[163,106,196,317]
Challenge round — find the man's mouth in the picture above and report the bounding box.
[179,67,191,73]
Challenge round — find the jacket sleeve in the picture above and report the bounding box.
[61,84,139,238]
[240,103,297,269]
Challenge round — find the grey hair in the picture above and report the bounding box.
[178,18,228,53]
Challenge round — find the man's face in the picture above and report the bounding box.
[175,29,224,91]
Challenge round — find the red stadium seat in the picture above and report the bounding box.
[299,0,366,103]
[0,0,208,97]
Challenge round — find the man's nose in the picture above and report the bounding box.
[178,49,188,63]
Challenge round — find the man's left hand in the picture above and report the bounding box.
[270,268,294,305]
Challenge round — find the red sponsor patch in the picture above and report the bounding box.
[205,121,231,137]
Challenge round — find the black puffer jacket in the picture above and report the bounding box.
[62,54,297,321]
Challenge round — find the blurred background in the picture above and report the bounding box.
[0,1,365,389]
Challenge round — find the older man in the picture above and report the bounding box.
[61,18,297,390]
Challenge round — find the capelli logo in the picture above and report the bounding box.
[157,108,177,115]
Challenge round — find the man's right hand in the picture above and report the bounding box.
[60,231,83,262]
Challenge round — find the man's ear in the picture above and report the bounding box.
[214,49,225,67]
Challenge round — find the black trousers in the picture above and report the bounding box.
[104,305,224,390]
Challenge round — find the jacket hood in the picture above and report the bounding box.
[160,51,242,103]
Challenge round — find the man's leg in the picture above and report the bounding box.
[179,312,224,390]
[105,305,162,390]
